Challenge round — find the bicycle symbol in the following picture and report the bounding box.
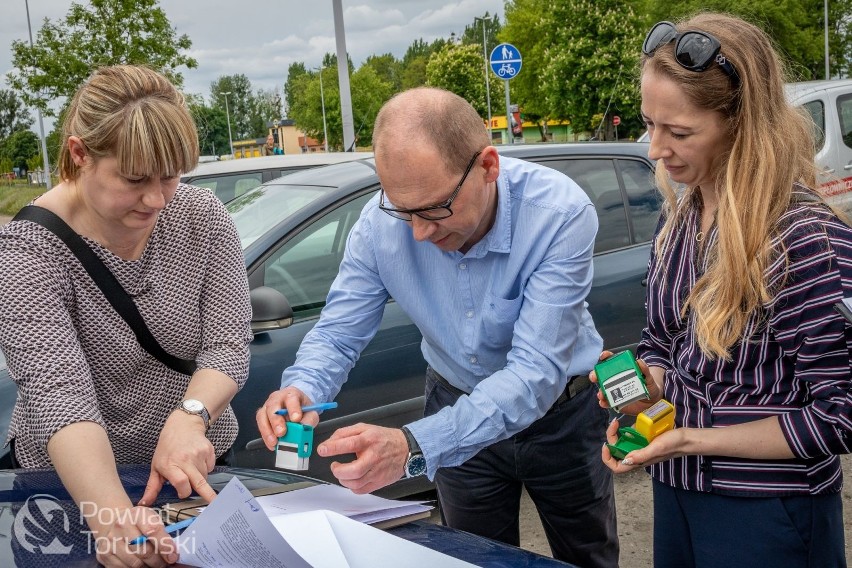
[497,63,516,77]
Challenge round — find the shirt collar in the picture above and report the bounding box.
[463,169,512,258]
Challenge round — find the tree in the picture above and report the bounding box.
[187,96,230,158]
[642,0,852,80]
[1,130,40,170]
[251,88,283,137]
[426,44,492,118]
[288,64,392,150]
[503,0,646,140]
[210,75,255,140]
[363,54,402,91]
[284,62,308,117]
[7,0,196,117]
[0,89,34,140]
[460,12,502,51]
[400,38,450,89]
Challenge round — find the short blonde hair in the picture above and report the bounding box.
[59,65,199,180]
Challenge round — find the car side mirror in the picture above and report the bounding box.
[250,286,294,333]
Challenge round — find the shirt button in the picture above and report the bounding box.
[459,263,467,270]
[466,310,474,318]
[469,356,477,364]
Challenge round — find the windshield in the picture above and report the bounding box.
[227,183,331,248]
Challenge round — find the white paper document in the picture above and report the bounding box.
[256,483,432,525]
[175,477,311,568]
[271,510,476,568]
[175,477,474,568]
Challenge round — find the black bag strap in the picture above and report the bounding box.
[13,205,197,375]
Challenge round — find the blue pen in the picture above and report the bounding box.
[129,517,196,546]
[275,402,338,416]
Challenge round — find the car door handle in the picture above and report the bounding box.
[844,164,852,171]
[822,167,836,174]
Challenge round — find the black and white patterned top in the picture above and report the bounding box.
[0,184,252,467]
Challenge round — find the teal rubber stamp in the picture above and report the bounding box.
[275,422,314,471]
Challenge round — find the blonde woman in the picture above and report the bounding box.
[0,65,252,567]
[595,13,852,567]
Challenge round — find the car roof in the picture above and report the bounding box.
[497,142,651,160]
[181,152,373,180]
[785,79,852,101]
[254,142,653,193]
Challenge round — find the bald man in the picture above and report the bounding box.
[258,87,618,567]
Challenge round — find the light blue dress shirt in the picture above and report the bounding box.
[281,156,602,478]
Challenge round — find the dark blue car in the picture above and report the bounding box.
[0,143,660,497]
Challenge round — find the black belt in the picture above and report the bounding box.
[430,369,592,408]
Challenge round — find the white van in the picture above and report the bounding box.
[785,79,852,211]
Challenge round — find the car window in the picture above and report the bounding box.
[802,100,826,151]
[838,94,852,150]
[540,158,631,253]
[190,171,264,203]
[617,159,661,244]
[259,191,375,315]
[228,185,330,249]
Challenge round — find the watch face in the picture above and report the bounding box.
[406,454,427,477]
[182,399,204,413]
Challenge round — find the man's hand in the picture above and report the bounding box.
[256,387,319,450]
[317,424,410,494]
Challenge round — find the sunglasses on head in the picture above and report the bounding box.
[643,21,740,87]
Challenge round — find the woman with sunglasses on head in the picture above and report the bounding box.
[595,13,852,567]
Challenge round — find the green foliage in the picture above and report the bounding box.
[641,0,852,80]
[400,38,451,89]
[460,12,502,49]
[1,130,40,170]
[0,89,34,140]
[211,75,255,140]
[363,54,403,91]
[426,44,493,118]
[189,101,230,157]
[7,0,197,117]
[288,65,392,150]
[503,0,645,139]
[284,62,308,116]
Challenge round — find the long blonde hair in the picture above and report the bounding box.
[644,13,818,359]
[59,65,198,181]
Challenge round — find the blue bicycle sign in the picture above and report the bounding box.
[489,43,522,79]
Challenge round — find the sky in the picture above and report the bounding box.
[1,0,505,131]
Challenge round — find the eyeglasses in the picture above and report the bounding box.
[379,150,483,221]
[642,21,740,86]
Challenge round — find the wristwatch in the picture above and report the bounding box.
[401,426,426,478]
[177,399,210,431]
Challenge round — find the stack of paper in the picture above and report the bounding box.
[255,483,432,526]
[176,478,474,568]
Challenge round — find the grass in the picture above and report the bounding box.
[0,180,51,216]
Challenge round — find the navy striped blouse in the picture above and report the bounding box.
[637,192,852,496]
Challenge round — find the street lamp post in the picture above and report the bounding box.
[315,67,329,153]
[24,0,51,189]
[824,0,830,80]
[221,91,235,158]
[474,16,492,139]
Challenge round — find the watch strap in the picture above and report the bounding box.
[401,426,421,454]
[178,400,210,431]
